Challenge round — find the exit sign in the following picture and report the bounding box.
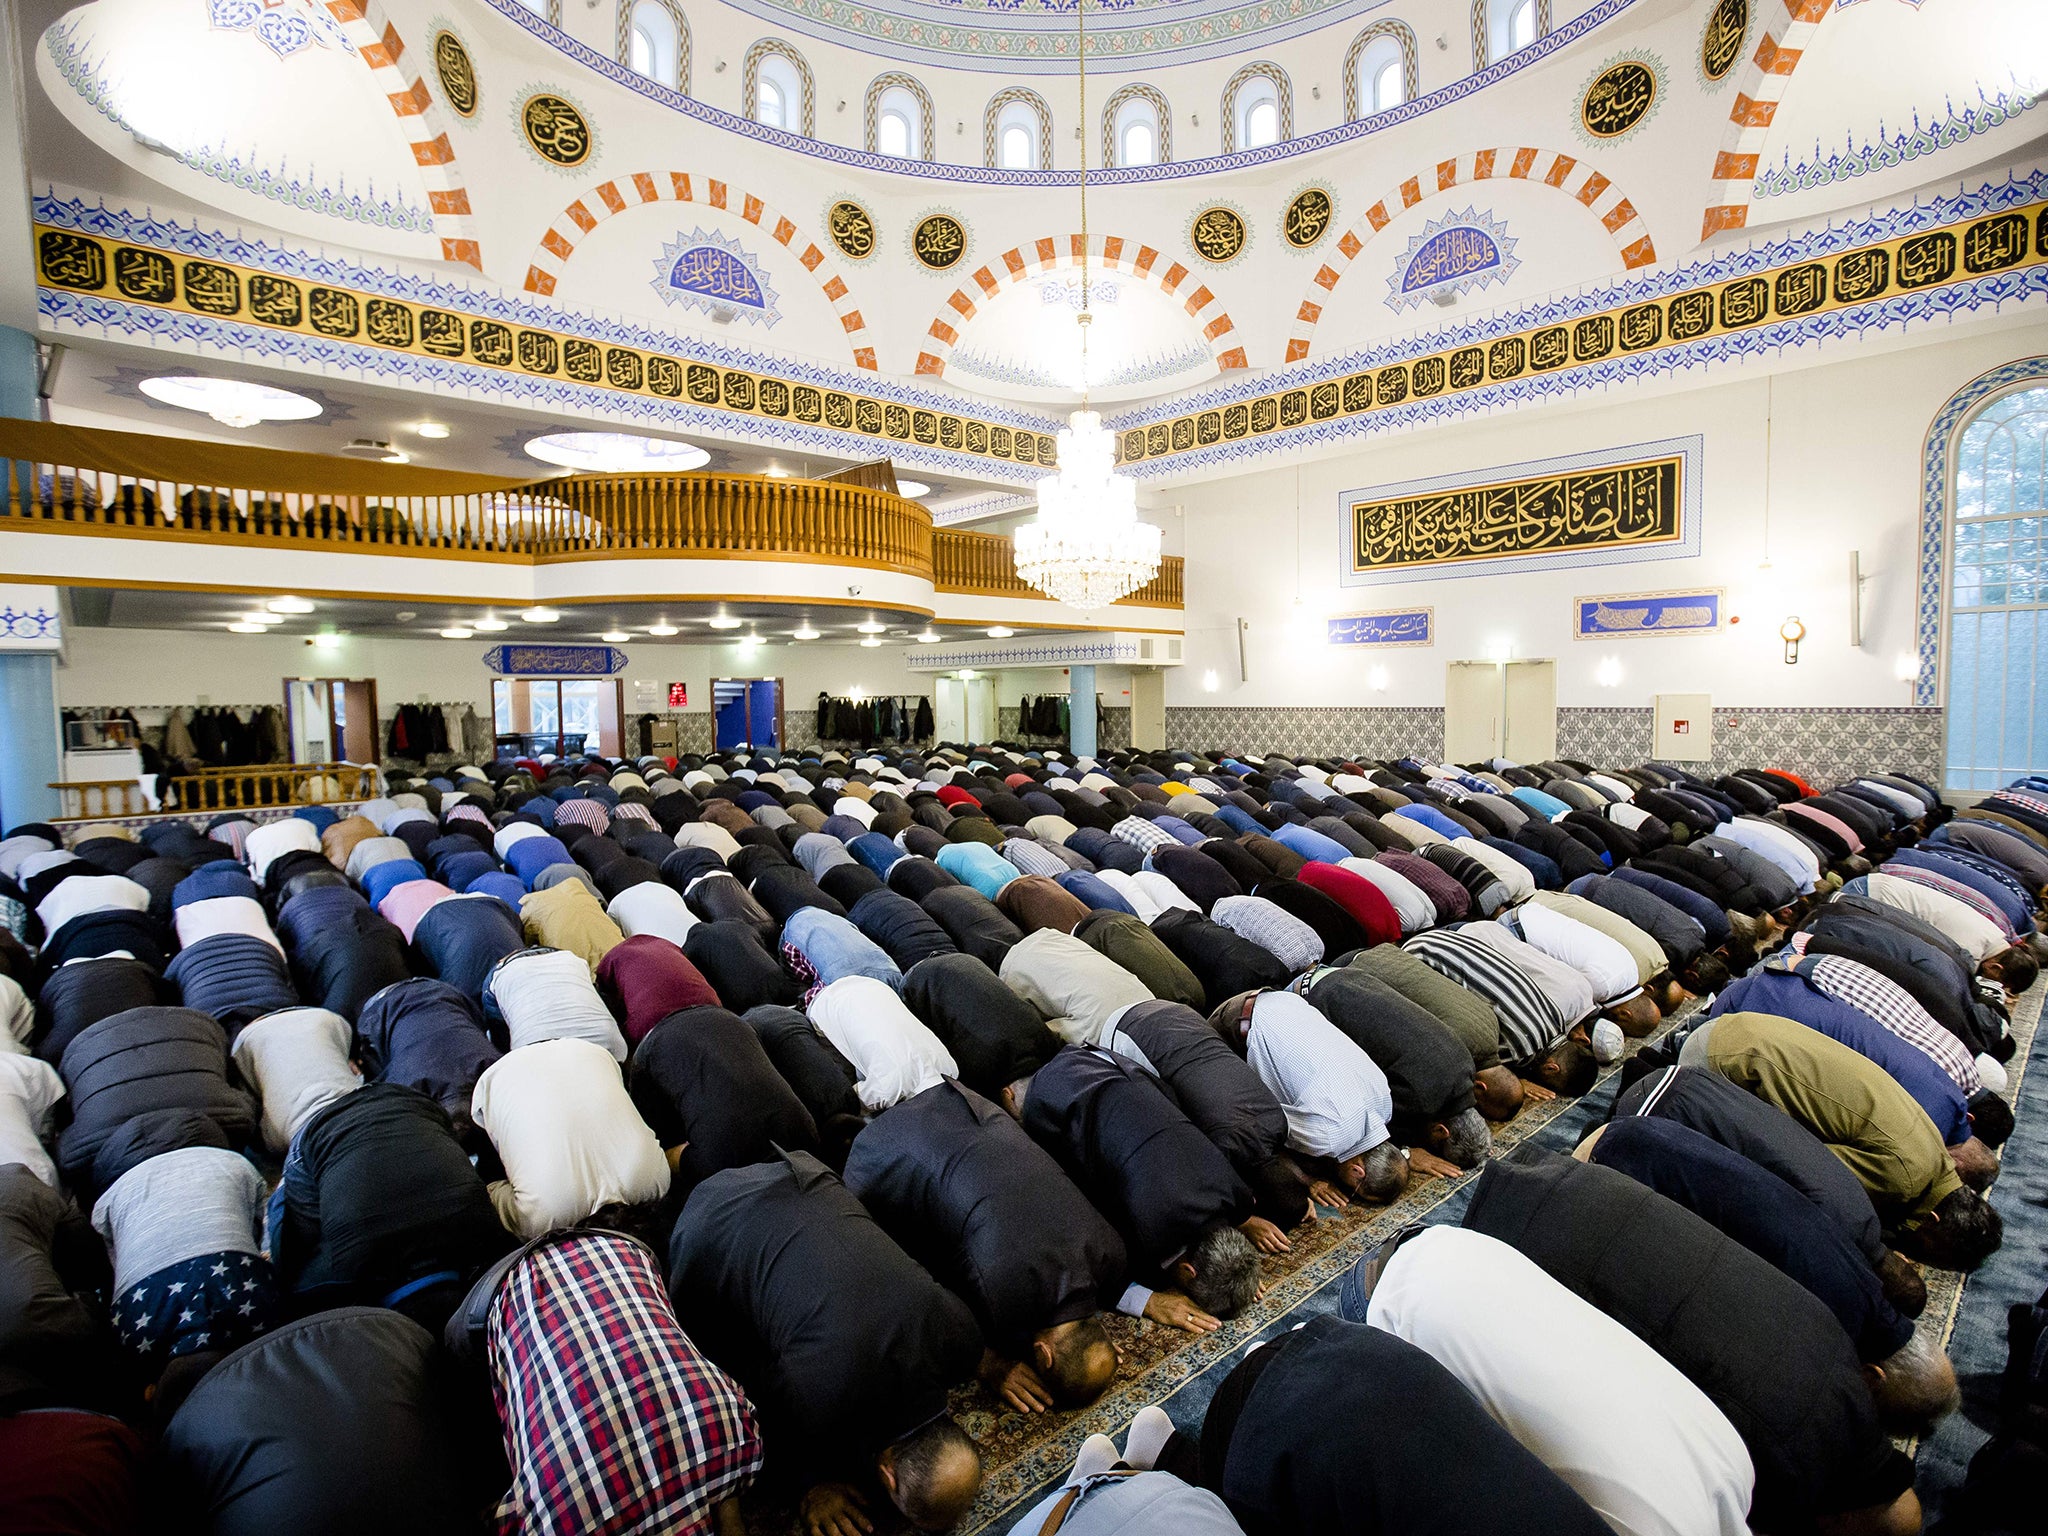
[668,682,688,707]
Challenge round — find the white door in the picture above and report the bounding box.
[966,677,996,742]
[934,677,965,743]
[1443,661,1503,763]
[1503,659,1558,762]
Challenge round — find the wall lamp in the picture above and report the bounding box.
[1779,616,1806,665]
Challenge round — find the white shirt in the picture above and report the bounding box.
[1507,901,1641,1004]
[1368,1226,1754,1536]
[493,822,550,859]
[0,835,54,883]
[1338,857,1436,935]
[243,817,324,882]
[1608,802,1658,833]
[1586,774,1637,803]
[1453,837,1536,905]
[473,1038,670,1239]
[831,796,879,828]
[173,895,283,955]
[488,949,628,1061]
[1125,871,1200,921]
[0,975,29,1054]
[1852,779,1925,819]
[1857,872,2009,961]
[1243,991,1391,1163]
[606,882,697,947]
[232,1007,362,1154]
[807,975,958,1111]
[1462,920,1598,1028]
[1716,817,1821,894]
[999,930,1154,1046]
[36,875,150,939]
[672,822,742,861]
[0,1054,64,1186]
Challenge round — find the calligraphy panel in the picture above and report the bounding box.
[1328,608,1434,647]
[1575,589,1723,639]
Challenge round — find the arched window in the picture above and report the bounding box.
[744,40,814,136]
[1101,84,1170,168]
[1945,386,2048,788]
[984,88,1052,171]
[1220,62,1292,153]
[1345,22,1418,120]
[865,73,934,161]
[1474,0,1550,69]
[516,0,561,22]
[618,1,688,93]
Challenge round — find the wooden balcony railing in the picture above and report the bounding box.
[168,762,380,812]
[933,528,1184,607]
[48,780,155,820]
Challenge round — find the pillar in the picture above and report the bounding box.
[1068,664,1096,758]
[0,327,63,829]
[1130,668,1165,750]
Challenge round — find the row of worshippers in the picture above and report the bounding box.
[0,744,2038,1535]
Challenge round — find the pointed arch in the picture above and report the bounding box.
[984,87,1053,171]
[1345,21,1420,121]
[865,72,936,161]
[522,172,877,369]
[1702,0,1837,240]
[912,233,1247,378]
[1283,145,1655,363]
[743,38,815,137]
[616,0,691,95]
[1101,83,1171,169]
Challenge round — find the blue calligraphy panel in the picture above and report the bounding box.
[1574,590,1722,638]
[1401,227,1502,294]
[668,246,765,309]
[1328,608,1434,647]
[483,644,629,676]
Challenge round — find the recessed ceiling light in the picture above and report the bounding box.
[915,629,941,643]
[238,611,284,625]
[791,626,820,640]
[600,630,631,643]
[645,621,679,637]
[414,422,451,439]
[520,607,561,624]
[763,465,791,478]
[226,622,268,633]
[706,615,742,630]
[472,615,508,631]
[860,637,883,648]
[740,633,763,648]
[139,375,321,428]
[856,620,887,634]
[897,479,930,498]
[985,626,1015,638]
[440,627,474,639]
[395,611,418,623]
[266,596,314,614]
[523,432,710,474]
[311,632,344,650]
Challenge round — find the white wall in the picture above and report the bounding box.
[1171,322,2048,713]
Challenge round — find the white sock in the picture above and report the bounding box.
[1123,1405,1174,1471]
[1072,1434,1122,1483]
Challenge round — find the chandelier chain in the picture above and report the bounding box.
[1076,0,1090,403]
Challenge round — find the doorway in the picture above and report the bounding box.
[285,678,379,764]
[491,677,624,757]
[934,676,966,744]
[712,677,782,752]
[1442,658,1557,764]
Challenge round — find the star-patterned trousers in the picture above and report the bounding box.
[114,1249,280,1365]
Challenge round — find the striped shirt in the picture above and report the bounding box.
[1212,895,1324,974]
[552,798,612,835]
[1793,954,1979,1095]
[1404,929,1567,1064]
[1875,863,2017,943]
[1000,838,1070,880]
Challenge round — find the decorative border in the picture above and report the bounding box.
[907,638,1148,670]
[1702,0,1836,240]
[1572,587,1724,638]
[1753,86,2042,202]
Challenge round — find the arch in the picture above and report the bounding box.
[514,0,563,23]
[1220,62,1292,154]
[984,87,1052,171]
[1101,83,1171,168]
[323,0,482,269]
[1472,0,1552,70]
[865,72,935,161]
[1914,356,2048,710]
[521,172,877,369]
[912,233,1248,378]
[1345,21,1420,121]
[1702,0,1837,240]
[1282,144,1655,363]
[617,0,690,94]
[743,38,815,136]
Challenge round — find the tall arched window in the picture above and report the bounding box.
[1220,62,1292,153]
[1474,0,1550,69]
[1946,386,2048,788]
[618,0,688,93]
[744,40,814,136]
[985,88,1052,171]
[516,0,561,23]
[865,73,934,161]
[1102,84,1170,168]
[1344,22,1418,120]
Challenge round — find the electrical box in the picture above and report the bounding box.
[1653,693,1713,761]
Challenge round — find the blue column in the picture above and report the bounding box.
[0,326,63,829]
[0,327,35,418]
[1068,664,1096,759]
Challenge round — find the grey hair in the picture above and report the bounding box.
[1354,1142,1409,1204]
[1440,1108,1492,1170]
[1183,1221,1260,1318]
[1872,1328,1960,1430]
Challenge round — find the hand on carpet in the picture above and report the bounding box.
[1405,1148,1465,1180]
[1306,1179,1351,1209]
[1240,1215,1291,1254]
[1144,1291,1222,1334]
[799,1483,872,1536]
[1521,1081,1558,1102]
[979,1350,1056,1413]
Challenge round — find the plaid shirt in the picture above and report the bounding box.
[552,798,613,835]
[1794,954,1980,1094]
[1212,894,1324,974]
[1110,816,1177,854]
[488,1233,764,1536]
[1877,861,2017,941]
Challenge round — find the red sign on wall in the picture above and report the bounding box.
[668,682,688,708]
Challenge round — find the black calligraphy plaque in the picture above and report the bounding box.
[309,286,363,337]
[185,261,243,316]
[469,320,513,367]
[1341,374,1374,413]
[1190,206,1247,263]
[1719,276,1769,328]
[1581,61,1657,139]
[939,416,962,449]
[517,330,559,374]
[365,298,413,348]
[114,248,176,304]
[1171,418,1195,452]
[1618,304,1662,351]
[565,340,604,383]
[826,393,854,430]
[911,215,967,271]
[1410,357,1446,398]
[884,404,911,440]
[420,309,467,356]
[1488,337,1526,379]
[722,372,753,410]
[794,387,822,423]
[758,379,789,416]
[1701,0,1748,83]
[1197,411,1222,444]
[434,31,478,117]
[647,356,682,397]
[1251,397,1280,433]
[828,201,877,262]
[1895,232,1957,290]
[1832,247,1889,304]
[602,345,640,389]
[913,410,937,445]
[1145,424,1169,455]
[1773,263,1827,317]
[1375,369,1408,406]
[855,399,883,435]
[1279,390,1309,426]
[522,93,591,167]
[1530,327,1570,371]
[1572,315,1615,361]
[1283,188,1334,249]
[684,364,720,403]
[1668,290,1714,341]
[990,425,1013,457]
[1962,214,2030,274]
[1123,430,1147,461]
[38,231,105,290]
[1223,404,1250,438]
[1310,383,1341,420]
[249,274,304,327]
[1449,348,1486,390]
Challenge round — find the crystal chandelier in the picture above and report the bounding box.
[1013,0,1160,612]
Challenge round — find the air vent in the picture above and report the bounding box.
[709,307,738,326]
[339,438,404,461]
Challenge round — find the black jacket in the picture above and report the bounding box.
[1108,1000,1287,1175]
[1150,909,1289,1011]
[847,889,958,972]
[629,1005,818,1189]
[163,934,300,1035]
[899,953,1057,1094]
[744,1005,862,1143]
[682,922,800,1013]
[0,1165,120,1410]
[353,979,502,1137]
[56,1007,255,1192]
[32,954,159,1065]
[1301,967,1474,1138]
[407,897,526,1004]
[277,888,410,1023]
[1569,874,1704,967]
[844,1080,1127,1350]
[918,884,1024,971]
[1464,1146,1910,1527]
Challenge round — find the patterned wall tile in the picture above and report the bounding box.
[1164,706,1447,761]
[1558,705,1943,785]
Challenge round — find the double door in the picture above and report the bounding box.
[1443,659,1556,764]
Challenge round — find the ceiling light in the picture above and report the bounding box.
[860,637,883,648]
[520,607,561,624]
[266,596,314,614]
[472,615,508,632]
[957,668,978,680]
[395,611,417,622]
[764,465,791,478]
[600,630,631,643]
[985,626,1015,638]
[238,611,283,626]
[740,633,763,648]
[414,422,451,439]
[791,626,820,640]
[897,479,930,498]
[139,375,322,429]
[915,629,941,643]
[707,615,742,630]
[226,622,268,634]
[440,627,474,639]
[523,432,710,474]
[856,620,887,635]
[311,633,343,650]
[645,621,679,637]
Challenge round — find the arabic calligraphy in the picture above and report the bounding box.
[911,214,966,271]
[1582,60,1659,139]
[1700,0,1748,84]
[1190,206,1247,263]
[1352,457,1683,573]
[1402,226,1501,293]
[1328,609,1434,647]
[521,93,591,168]
[434,31,478,117]
[666,246,766,308]
[828,200,876,262]
[483,645,628,678]
[1575,590,1723,639]
[1284,188,1334,250]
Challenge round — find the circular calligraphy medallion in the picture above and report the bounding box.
[911,213,967,272]
[434,31,478,118]
[1580,60,1658,139]
[827,200,878,264]
[1189,205,1248,265]
[521,92,592,167]
[1699,0,1749,85]
[1283,187,1335,250]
